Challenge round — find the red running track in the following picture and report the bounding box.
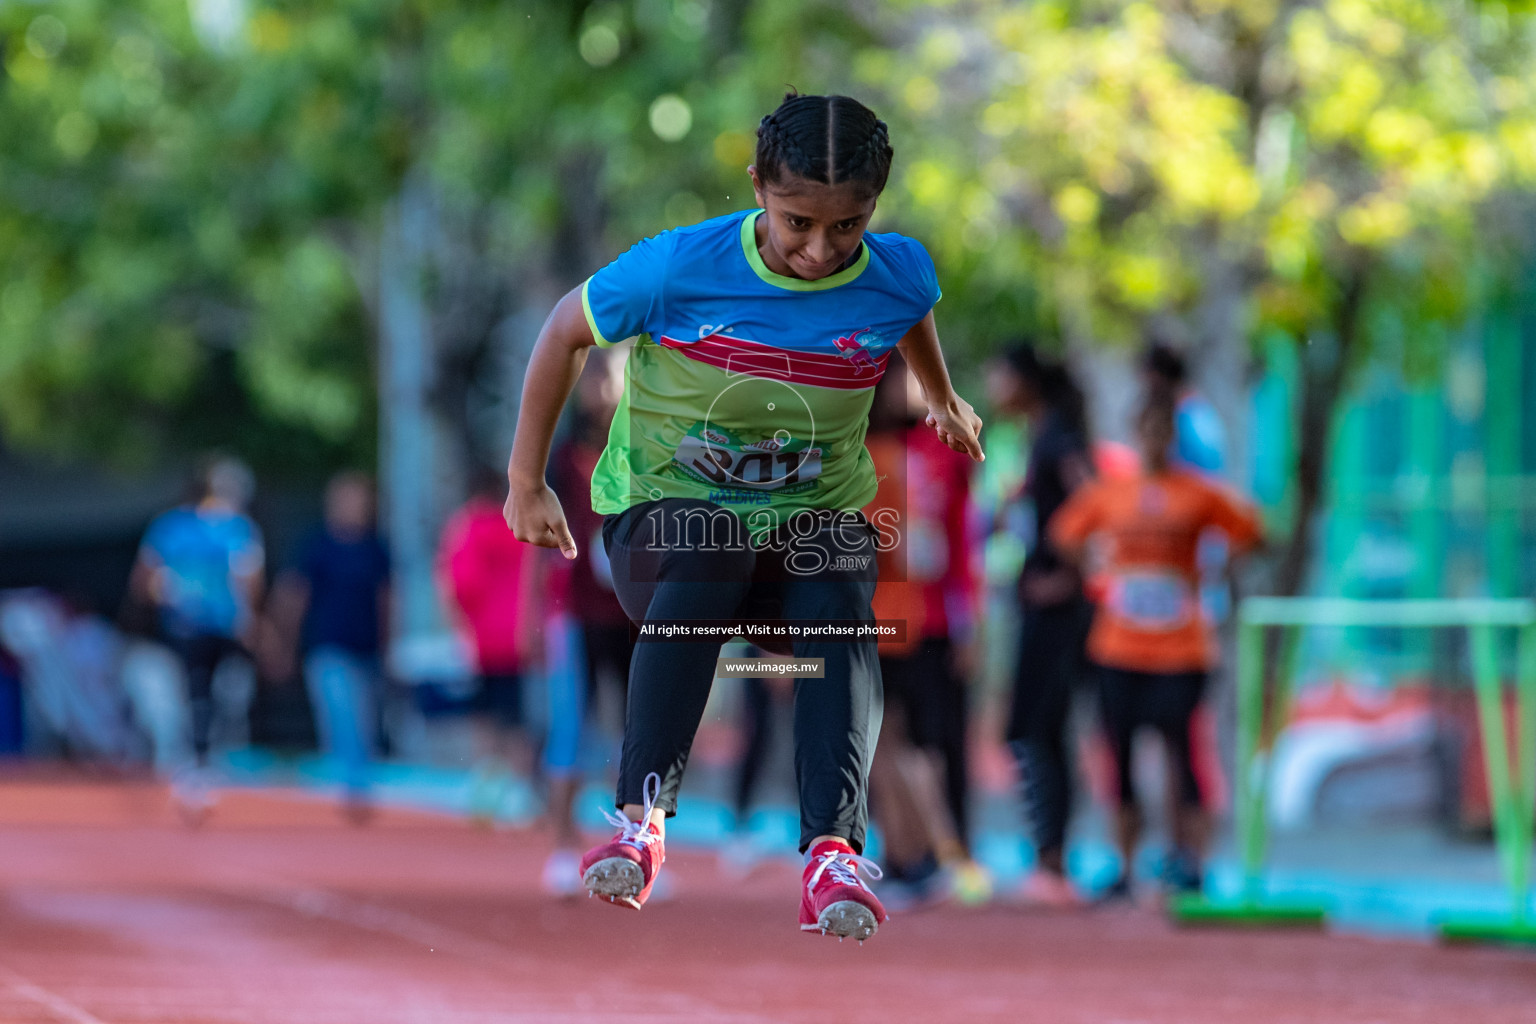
[0,777,1531,1023]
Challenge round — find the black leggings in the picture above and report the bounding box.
[1098,666,1207,809]
[1005,600,1091,858]
[581,623,634,704]
[603,498,882,853]
[881,638,971,851]
[168,632,245,762]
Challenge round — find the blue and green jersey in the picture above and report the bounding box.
[581,209,940,523]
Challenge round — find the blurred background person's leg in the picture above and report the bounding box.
[304,645,379,820]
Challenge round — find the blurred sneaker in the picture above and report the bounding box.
[879,875,946,914]
[1009,870,1087,909]
[879,854,945,913]
[1159,850,1203,895]
[1095,875,1133,906]
[580,772,665,910]
[716,833,763,879]
[945,859,995,907]
[542,848,583,898]
[800,838,886,942]
[171,767,217,827]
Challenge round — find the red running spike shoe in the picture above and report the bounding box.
[581,772,665,910]
[800,838,887,942]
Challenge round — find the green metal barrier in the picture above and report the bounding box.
[1169,598,1536,942]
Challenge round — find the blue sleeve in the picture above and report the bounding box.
[140,513,171,559]
[1175,398,1227,476]
[910,239,942,309]
[581,231,673,347]
[230,516,264,575]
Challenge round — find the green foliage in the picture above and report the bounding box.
[0,0,877,475]
[3,0,1534,478]
[876,0,1536,372]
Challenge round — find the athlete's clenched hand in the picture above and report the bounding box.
[505,483,579,560]
[925,393,985,462]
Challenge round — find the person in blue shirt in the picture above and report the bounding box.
[133,457,264,819]
[266,472,391,821]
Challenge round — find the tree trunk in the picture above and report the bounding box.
[1272,264,1367,599]
[1257,261,1369,729]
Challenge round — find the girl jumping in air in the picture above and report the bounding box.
[504,93,983,942]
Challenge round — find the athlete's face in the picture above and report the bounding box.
[749,168,877,281]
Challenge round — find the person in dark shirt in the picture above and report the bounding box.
[990,344,1095,906]
[267,472,391,821]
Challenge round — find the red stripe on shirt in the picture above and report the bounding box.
[657,334,888,390]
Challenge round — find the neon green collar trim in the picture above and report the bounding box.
[739,210,869,291]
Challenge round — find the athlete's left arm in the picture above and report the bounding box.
[897,312,985,463]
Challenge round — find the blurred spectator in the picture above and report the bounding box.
[990,344,1096,907]
[866,361,988,906]
[0,636,22,755]
[1140,339,1227,478]
[0,589,134,762]
[265,472,390,821]
[1051,393,1263,898]
[118,544,193,777]
[543,350,634,893]
[131,457,263,817]
[438,468,540,824]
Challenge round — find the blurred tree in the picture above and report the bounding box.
[7,0,1535,608]
[0,0,876,478]
[0,0,375,473]
[882,0,1536,598]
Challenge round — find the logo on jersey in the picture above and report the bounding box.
[673,425,822,493]
[833,327,879,373]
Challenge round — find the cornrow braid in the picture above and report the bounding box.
[833,118,891,189]
[754,93,893,200]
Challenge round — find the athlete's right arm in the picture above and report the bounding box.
[505,285,595,560]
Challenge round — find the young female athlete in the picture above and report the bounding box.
[504,93,983,942]
[1051,393,1262,897]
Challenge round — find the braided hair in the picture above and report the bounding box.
[755,93,893,200]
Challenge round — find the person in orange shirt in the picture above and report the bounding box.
[1050,393,1263,898]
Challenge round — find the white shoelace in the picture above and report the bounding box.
[807,848,883,894]
[600,771,663,852]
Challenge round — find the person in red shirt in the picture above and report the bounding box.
[438,470,542,820]
[1051,393,1263,898]
[865,359,986,905]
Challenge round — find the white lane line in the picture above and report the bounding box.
[0,965,112,1024]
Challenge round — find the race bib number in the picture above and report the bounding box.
[674,431,823,491]
[1107,571,1195,632]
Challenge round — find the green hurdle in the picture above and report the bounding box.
[1169,598,1536,942]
